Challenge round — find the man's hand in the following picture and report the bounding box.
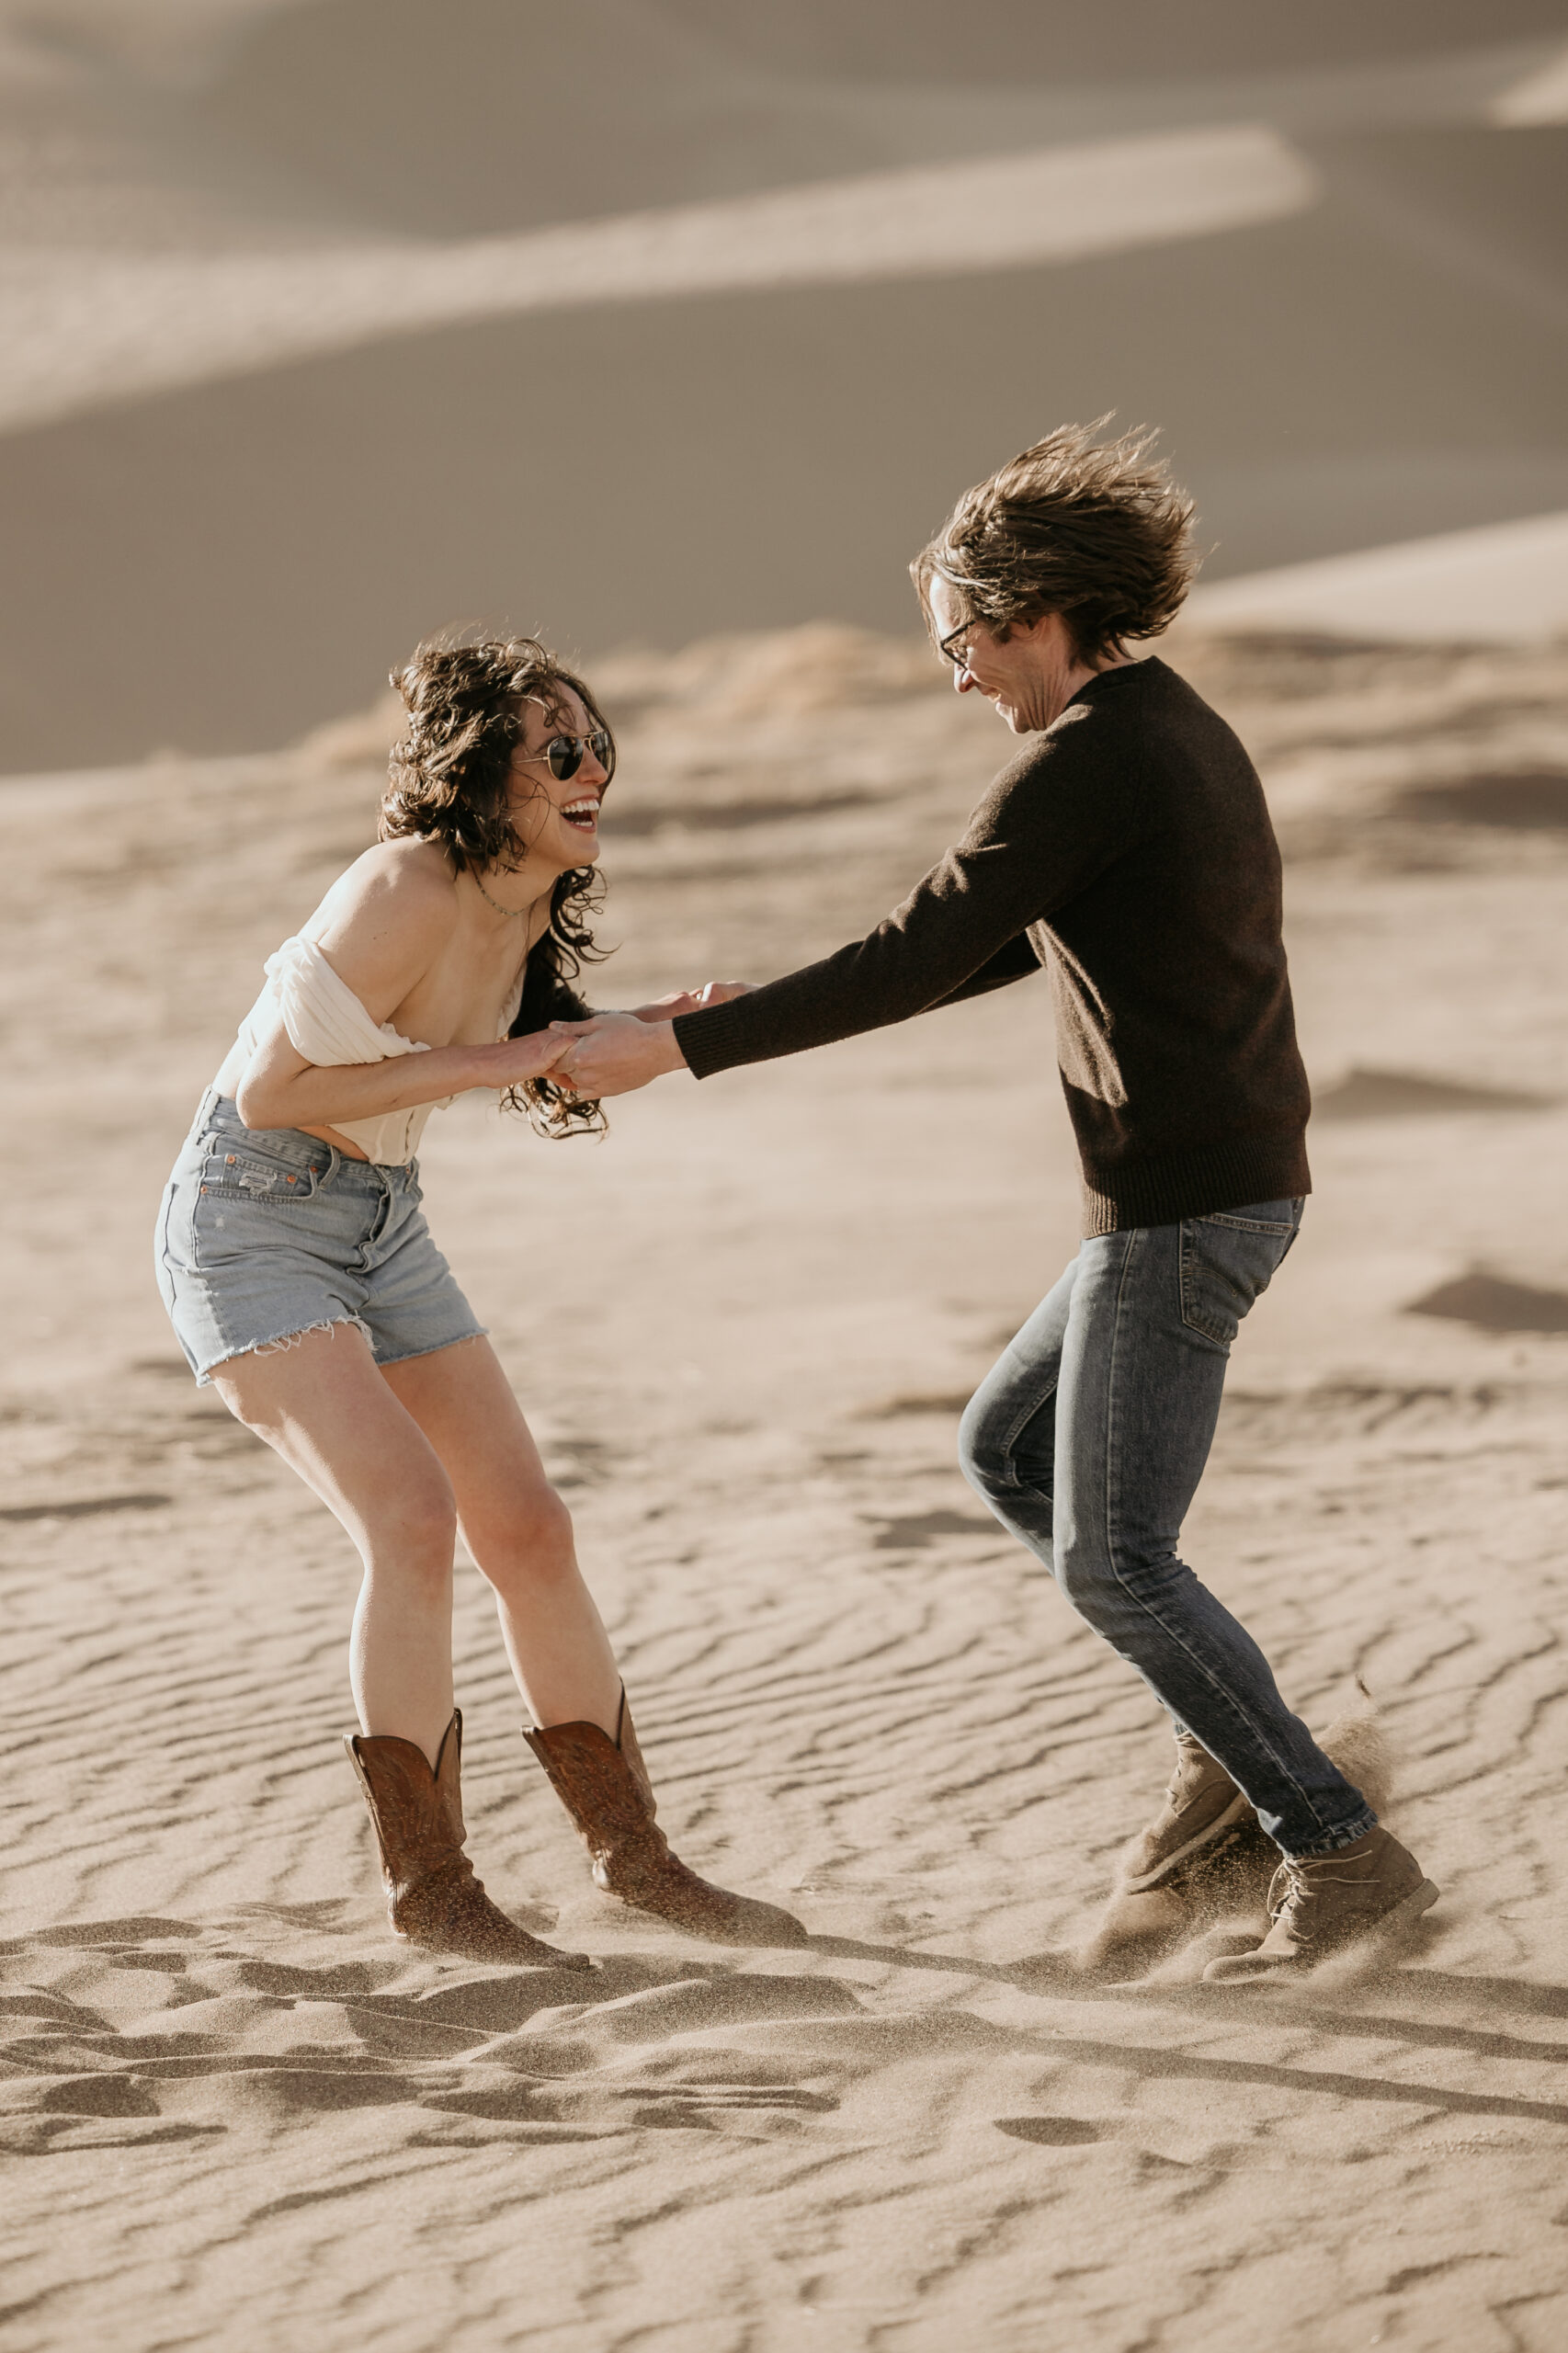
[549,1012,688,1097]
[553,984,755,1096]
[628,981,755,1021]
[627,990,705,1022]
[484,1027,577,1086]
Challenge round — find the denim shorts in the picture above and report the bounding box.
[154,1091,486,1385]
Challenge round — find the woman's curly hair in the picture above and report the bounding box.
[380,634,613,1139]
[911,419,1197,663]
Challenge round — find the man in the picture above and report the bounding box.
[552,423,1437,1981]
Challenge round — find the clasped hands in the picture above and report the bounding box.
[542,980,754,1097]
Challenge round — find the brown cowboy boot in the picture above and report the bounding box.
[1119,1729,1254,1893]
[1202,1825,1438,1982]
[523,1691,807,1947]
[346,1708,592,1970]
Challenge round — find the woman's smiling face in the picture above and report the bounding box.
[504,687,610,873]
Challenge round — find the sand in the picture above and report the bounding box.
[1,623,1565,2349]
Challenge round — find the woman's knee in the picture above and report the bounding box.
[475,1483,576,1592]
[369,1472,459,1586]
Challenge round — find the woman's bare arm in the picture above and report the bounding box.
[233,1018,570,1131]
[232,854,568,1131]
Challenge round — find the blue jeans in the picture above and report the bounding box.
[959,1202,1374,1859]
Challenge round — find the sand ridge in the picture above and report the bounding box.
[1,626,1566,2347]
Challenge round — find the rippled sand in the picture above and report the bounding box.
[2,628,1565,2350]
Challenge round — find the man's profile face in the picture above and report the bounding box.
[927,577,1071,733]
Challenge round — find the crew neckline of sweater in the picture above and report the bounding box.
[1065,653,1167,711]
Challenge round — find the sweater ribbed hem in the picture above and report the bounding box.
[673,998,770,1079]
[1080,1132,1312,1236]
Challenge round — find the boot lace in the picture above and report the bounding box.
[1266,1858,1312,1935]
[1267,1852,1367,1945]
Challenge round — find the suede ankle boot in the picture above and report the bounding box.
[1119,1729,1253,1893]
[1203,1825,1438,1983]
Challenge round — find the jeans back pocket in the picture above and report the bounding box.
[1178,1204,1300,1350]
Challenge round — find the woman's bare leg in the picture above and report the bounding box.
[383,1340,805,1947]
[210,1324,459,1766]
[383,1337,622,1738]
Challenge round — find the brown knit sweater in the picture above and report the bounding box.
[672,656,1311,1234]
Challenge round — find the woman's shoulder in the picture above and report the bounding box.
[320,838,461,934]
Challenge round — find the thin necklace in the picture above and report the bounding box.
[467,870,532,1020]
[470,867,528,918]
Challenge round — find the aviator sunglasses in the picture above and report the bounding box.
[515,727,616,784]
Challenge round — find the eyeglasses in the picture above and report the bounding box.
[515,729,615,783]
[937,620,978,674]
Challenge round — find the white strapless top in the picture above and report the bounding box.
[233,934,525,1166]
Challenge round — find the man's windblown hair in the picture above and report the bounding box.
[912,420,1197,663]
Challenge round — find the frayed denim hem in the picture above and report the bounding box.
[375,1326,488,1371]
[196,1313,371,1387]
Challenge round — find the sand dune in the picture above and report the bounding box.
[2,624,1565,2347]
[2,2,1566,766]
[1492,40,1568,124]
[7,136,1568,770]
[4,9,1564,2342]
[1186,509,1568,642]
[0,127,1318,433]
[659,4,1568,89]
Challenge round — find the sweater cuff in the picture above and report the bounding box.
[671,998,766,1079]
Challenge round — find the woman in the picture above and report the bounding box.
[155,635,802,1966]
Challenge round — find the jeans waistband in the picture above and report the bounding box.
[192,1090,416,1186]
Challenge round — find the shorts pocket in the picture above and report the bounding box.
[1179,1208,1299,1350]
[197,1141,321,1204]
